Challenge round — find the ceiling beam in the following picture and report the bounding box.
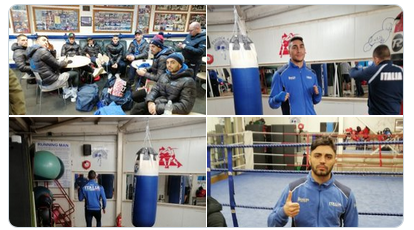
[33,117,84,133]
[11,117,30,132]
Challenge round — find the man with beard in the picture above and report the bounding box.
[130,52,196,115]
[268,136,358,227]
[268,36,322,115]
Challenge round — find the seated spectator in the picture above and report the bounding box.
[105,35,126,79]
[130,53,196,115]
[126,29,149,86]
[11,34,34,83]
[27,35,79,102]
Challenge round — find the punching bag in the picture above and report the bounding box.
[229,9,263,115]
[132,146,158,226]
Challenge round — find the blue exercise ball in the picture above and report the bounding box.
[34,151,61,180]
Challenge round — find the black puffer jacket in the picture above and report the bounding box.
[127,39,149,60]
[145,67,196,115]
[27,45,69,86]
[143,47,174,81]
[82,42,102,58]
[181,31,206,64]
[61,41,80,57]
[207,196,227,227]
[11,43,32,74]
[106,42,125,65]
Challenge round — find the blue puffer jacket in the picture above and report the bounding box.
[268,172,358,227]
[181,31,206,64]
[268,60,322,115]
[79,180,107,211]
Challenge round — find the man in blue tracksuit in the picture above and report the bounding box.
[349,44,403,115]
[79,170,107,227]
[268,36,322,115]
[268,136,358,227]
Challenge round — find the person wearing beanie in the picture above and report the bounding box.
[130,52,197,115]
[126,29,149,86]
[131,33,174,105]
[105,34,126,79]
[177,22,206,79]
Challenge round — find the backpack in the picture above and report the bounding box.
[76,83,100,112]
[101,77,133,111]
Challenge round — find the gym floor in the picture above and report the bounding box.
[210,173,403,227]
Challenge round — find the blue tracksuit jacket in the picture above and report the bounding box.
[79,180,107,211]
[268,60,322,115]
[268,172,358,227]
[349,60,403,115]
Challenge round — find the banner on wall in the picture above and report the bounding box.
[35,142,71,187]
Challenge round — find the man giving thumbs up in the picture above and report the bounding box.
[267,136,358,227]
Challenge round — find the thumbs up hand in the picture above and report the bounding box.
[283,191,300,217]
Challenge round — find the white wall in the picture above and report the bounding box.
[122,122,206,227]
[207,5,402,67]
[30,118,206,227]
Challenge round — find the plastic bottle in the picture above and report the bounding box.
[163,100,173,115]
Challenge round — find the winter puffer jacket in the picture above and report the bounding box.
[61,41,81,57]
[27,45,69,86]
[145,66,196,115]
[181,31,206,64]
[127,39,149,60]
[207,196,227,227]
[82,42,102,58]
[106,42,125,65]
[143,47,174,81]
[11,43,33,74]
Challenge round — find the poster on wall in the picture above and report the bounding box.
[10,5,31,33]
[35,142,71,188]
[93,10,133,33]
[32,7,80,32]
[153,13,187,32]
[137,5,151,34]
[189,13,206,29]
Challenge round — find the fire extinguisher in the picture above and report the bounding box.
[116,213,122,227]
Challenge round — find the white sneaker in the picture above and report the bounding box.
[63,87,72,99]
[108,73,113,79]
[115,73,120,78]
[93,67,104,77]
[71,87,78,102]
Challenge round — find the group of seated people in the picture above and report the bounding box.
[10,21,206,115]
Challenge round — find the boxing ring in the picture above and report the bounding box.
[207,140,403,227]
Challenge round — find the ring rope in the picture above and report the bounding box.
[208,140,403,149]
[211,168,403,176]
[220,204,403,217]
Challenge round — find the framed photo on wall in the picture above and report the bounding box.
[136,5,151,34]
[93,5,134,9]
[93,10,133,33]
[32,7,79,32]
[153,13,187,32]
[191,5,206,12]
[81,16,92,26]
[189,14,206,29]
[155,5,189,12]
[10,5,31,33]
